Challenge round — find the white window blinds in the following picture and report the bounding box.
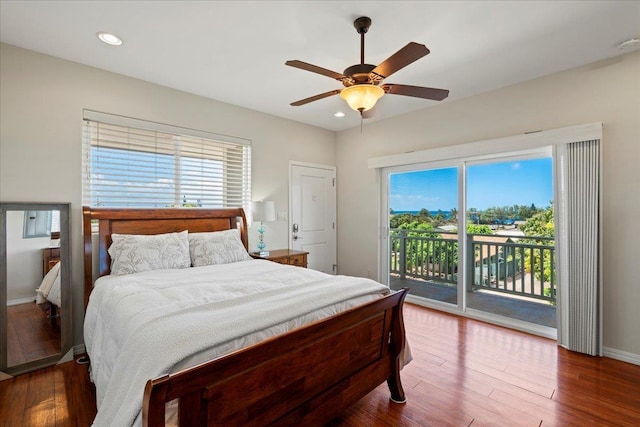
[82,111,251,209]
[51,210,60,233]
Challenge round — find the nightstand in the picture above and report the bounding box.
[250,249,309,268]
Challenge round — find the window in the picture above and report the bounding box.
[82,111,251,209]
[23,210,52,238]
[22,210,59,238]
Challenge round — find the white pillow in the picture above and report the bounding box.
[109,230,191,276]
[189,229,252,267]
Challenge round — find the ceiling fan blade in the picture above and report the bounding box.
[382,83,449,101]
[371,42,430,80]
[285,60,347,81]
[290,89,342,106]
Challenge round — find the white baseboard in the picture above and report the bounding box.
[603,347,640,366]
[7,296,36,306]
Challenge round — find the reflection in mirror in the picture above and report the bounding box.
[6,210,62,367]
[1,202,71,377]
[22,210,53,238]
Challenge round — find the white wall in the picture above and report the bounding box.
[0,43,336,345]
[336,52,640,357]
[6,211,48,302]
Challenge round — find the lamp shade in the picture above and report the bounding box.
[340,84,385,112]
[251,200,276,222]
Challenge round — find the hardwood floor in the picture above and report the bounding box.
[7,302,61,366]
[0,358,95,427]
[1,303,639,426]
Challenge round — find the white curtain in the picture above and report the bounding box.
[555,139,602,356]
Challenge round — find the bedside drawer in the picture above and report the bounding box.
[250,250,309,268]
[289,254,306,267]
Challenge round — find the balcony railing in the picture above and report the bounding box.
[389,229,556,304]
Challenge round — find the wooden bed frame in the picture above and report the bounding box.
[83,206,408,427]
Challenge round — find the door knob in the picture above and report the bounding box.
[292,223,302,240]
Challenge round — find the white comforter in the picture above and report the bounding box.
[84,259,390,427]
[36,260,61,308]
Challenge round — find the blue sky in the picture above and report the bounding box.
[390,158,553,211]
[91,147,223,207]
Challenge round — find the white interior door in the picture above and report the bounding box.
[290,163,336,274]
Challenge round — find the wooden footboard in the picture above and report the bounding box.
[143,288,408,427]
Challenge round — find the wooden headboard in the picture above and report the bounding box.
[82,206,248,308]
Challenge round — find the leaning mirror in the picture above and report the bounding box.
[1,202,71,378]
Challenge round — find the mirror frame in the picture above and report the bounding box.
[0,202,72,376]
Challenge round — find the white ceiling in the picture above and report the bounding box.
[1,1,639,132]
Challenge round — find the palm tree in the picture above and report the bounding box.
[468,208,480,224]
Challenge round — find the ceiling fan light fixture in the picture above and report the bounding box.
[340,84,384,112]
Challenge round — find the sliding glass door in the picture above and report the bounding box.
[387,166,459,305]
[465,157,555,328]
[383,152,556,331]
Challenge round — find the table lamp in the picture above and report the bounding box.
[251,200,276,256]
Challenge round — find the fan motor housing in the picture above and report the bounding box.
[342,63,379,86]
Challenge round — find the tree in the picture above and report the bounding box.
[433,209,446,226]
[418,208,431,217]
[521,205,554,238]
[466,224,493,235]
[392,222,439,270]
[390,212,422,228]
[416,208,432,224]
[397,221,438,236]
[450,224,492,234]
[467,208,480,224]
[521,205,555,300]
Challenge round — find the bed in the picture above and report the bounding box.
[82,206,409,427]
[36,259,61,324]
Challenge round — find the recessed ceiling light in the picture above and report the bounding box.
[334,112,346,118]
[97,32,123,46]
[617,37,639,50]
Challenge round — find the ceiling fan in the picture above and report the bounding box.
[286,16,449,116]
